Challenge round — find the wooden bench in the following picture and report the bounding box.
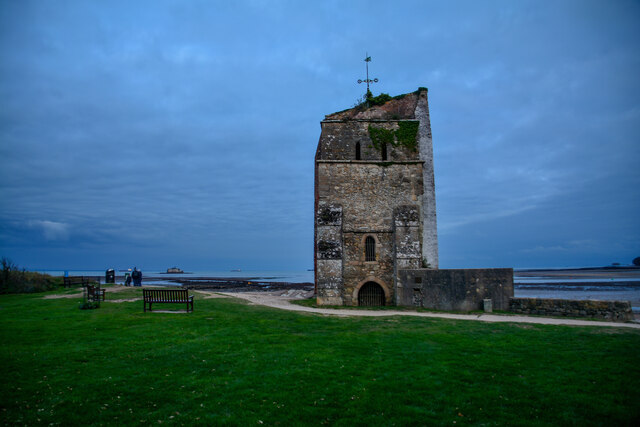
[63,276,90,288]
[63,276,101,288]
[86,284,105,302]
[143,288,194,312]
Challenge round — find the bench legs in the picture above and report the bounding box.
[142,301,193,312]
[142,291,193,312]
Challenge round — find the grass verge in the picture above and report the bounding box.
[1,287,639,425]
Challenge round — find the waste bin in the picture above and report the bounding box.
[105,269,115,284]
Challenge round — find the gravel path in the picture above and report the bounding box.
[219,290,640,329]
[41,286,640,328]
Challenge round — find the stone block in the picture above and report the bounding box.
[317,240,342,259]
[317,204,342,226]
[509,298,633,322]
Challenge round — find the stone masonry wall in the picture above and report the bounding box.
[394,206,422,300]
[316,162,424,231]
[316,161,423,305]
[398,268,514,311]
[414,91,438,269]
[321,89,440,268]
[318,120,420,162]
[315,88,438,306]
[510,298,633,322]
[316,203,343,305]
[343,231,394,306]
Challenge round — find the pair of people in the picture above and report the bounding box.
[125,267,142,286]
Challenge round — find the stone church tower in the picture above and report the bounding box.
[314,88,438,306]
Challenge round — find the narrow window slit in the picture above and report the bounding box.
[365,236,376,261]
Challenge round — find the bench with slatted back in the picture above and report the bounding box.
[63,276,90,288]
[143,288,194,312]
[86,284,105,302]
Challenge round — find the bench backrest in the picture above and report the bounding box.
[143,288,190,302]
[64,276,100,284]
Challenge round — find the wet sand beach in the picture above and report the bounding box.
[171,277,314,293]
[514,266,640,279]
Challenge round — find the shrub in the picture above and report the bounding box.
[0,257,60,294]
[353,92,394,109]
[79,301,99,310]
[367,92,392,106]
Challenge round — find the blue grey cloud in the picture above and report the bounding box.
[1,0,638,270]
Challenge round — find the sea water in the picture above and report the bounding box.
[39,268,639,311]
[513,270,640,312]
[40,269,315,285]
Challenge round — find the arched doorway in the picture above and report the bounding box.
[358,281,385,306]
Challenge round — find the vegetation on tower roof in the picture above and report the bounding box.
[366,92,393,106]
[327,87,428,117]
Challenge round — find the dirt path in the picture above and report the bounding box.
[220,290,640,329]
[40,287,639,328]
[43,289,83,299]
[192,290,229,299]
[42,285,139,299]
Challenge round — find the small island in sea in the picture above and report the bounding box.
[166,267,184,274]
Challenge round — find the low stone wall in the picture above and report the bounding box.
[398,268,513,311]
[510,298,633,322]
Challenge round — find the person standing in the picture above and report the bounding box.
[132,267,142,287]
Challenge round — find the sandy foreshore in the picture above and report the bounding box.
[514,267,640,279]
[157,267,640,291]
[132,267,640,298]
[167,277,314,292]
[112,267,640,289]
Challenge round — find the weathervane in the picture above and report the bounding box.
[357,53,378,97]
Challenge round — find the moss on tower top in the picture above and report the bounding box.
[325,87,428,121]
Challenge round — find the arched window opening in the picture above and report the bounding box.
[381,143,387,160]
[355,142,361,160]
[358,282,385,306]
[365,236,376,262]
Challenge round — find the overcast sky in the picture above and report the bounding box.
[1,0,638,271]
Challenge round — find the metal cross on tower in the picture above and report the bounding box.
[357,53,378,96]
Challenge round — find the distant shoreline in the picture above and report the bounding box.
[516,266,640,272]
[156,272,193,275]
[165,277,314,292]
[39,267,640,285]
[515,267,640,279]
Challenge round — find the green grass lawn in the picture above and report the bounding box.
[1,287,639,426]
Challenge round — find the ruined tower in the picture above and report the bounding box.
[314,88,438,306]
